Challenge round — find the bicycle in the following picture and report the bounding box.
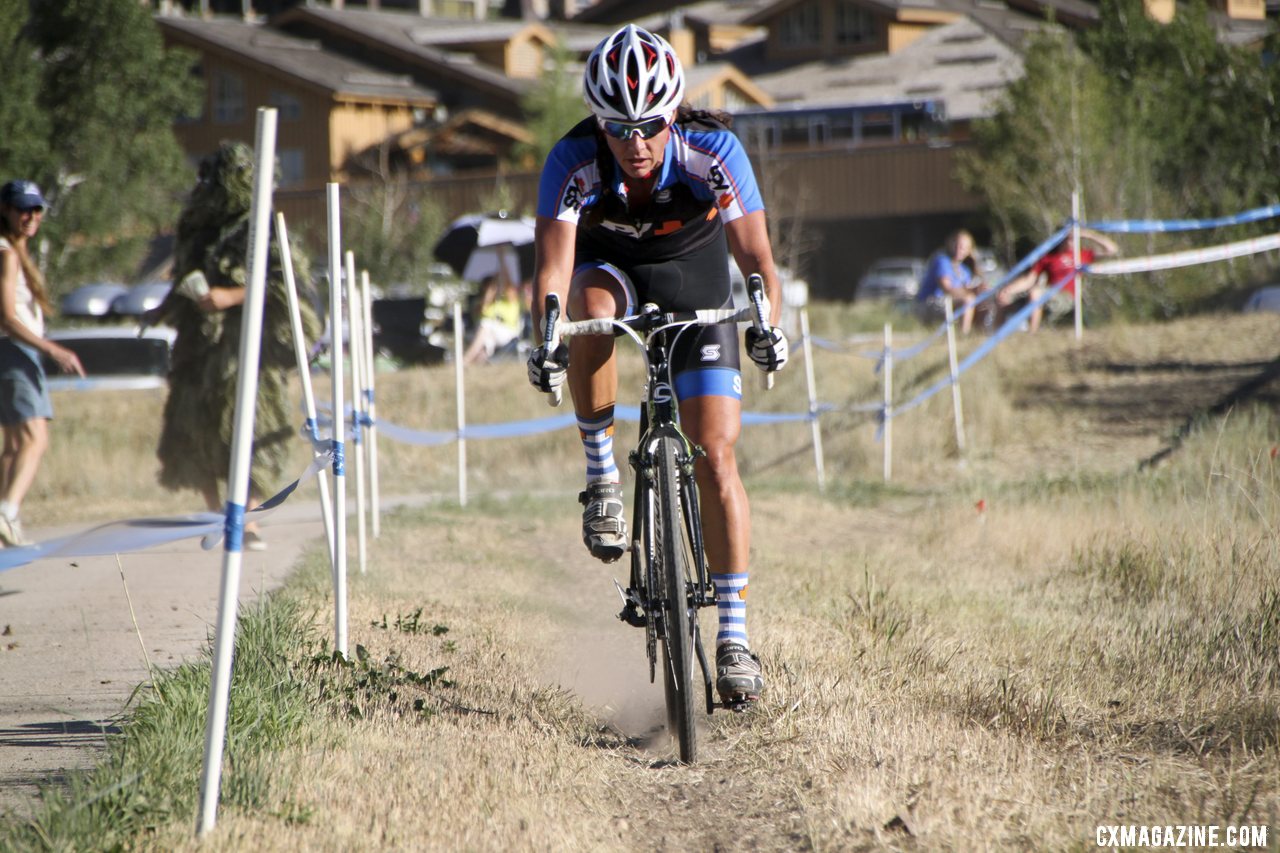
[538,275,773,764]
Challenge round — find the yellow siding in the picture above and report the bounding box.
[887,22,931,53]
[506,36,544,79]
[1216,0,1265,18]
[329,103,419,185]
[1143,0,1175,22]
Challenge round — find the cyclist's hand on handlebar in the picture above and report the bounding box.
[527,343,570,393]
[745,326,789,373]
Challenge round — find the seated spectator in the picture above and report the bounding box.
[464,273,524,365]
[916,229,990,334]
[997,228,1119,332]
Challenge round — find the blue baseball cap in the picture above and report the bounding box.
[0,180,46,211]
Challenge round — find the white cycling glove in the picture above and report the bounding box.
[526,343,569,393]
[745,326,789,373]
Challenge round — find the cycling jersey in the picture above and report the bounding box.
[536,115,765,264]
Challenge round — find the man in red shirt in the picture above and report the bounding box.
[997,228,1118,331]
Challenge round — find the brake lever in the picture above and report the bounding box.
[542,293,562,407]
[747,273,774,391]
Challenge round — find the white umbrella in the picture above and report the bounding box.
[433,211,536,283]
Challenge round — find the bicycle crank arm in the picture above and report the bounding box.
[693,623,716,714]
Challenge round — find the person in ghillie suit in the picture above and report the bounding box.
[147,142,320,549]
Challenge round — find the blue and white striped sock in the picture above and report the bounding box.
[578,411,618,484]
[713,572,750,648]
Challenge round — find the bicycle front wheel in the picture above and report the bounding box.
[654,435,698,764]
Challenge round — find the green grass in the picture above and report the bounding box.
[0,597,322,852]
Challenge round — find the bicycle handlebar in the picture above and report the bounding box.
[537,279,775,405]
[554,306,752,340]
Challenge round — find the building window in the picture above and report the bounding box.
[836,1,876,45]
[269,90,302,122]
[436,0,478,17]
[278,149,304,187]
[212,70,245,124]
[779,1,821,47]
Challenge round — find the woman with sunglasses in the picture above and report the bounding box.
[527,24,788,708]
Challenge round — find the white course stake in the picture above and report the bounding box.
[326,185,348,658]
[943,295,966,455]
[453,300,467,507]
[197,106,277,838]
[799,308,825,491]
[1073,190,1083,341]
[360,270,381,538]
[275,213,335,564]
[882,323,893,484]
[345,252,367,574]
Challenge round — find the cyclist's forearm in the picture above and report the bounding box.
[724,211,783,326]
[531,216,576,332]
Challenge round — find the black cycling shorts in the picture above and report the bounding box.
[572,228,741,400]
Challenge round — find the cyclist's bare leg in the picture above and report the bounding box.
[678,395,749,574]
[681,393,762,703]
[566,268,624,421]
[567,269,630,560]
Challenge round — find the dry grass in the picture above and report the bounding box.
[32,308,1280,849]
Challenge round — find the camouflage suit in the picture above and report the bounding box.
[153,142,320,500]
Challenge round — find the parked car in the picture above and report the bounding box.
[41,326,175,391]
[855,257,927,301]
[111,282,171,317]
[60,282,129,318]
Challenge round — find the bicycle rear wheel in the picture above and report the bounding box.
[654,435,698,763]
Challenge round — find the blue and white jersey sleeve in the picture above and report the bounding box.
[671,126,764,224]
[536,135,600,224]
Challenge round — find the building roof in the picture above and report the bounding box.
[743,0,959,23]
[157,15,438,105]
[935,0,1060,51]
[747,16,1024,121]
[271,6,538,105]
[684,59,777,106]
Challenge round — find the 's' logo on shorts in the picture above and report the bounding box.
[700,345,721,362]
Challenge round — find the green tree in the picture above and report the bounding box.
[961,3,1280,320]
[516,41,584,167]
[1083,0,1280,217]
[0,6,50,182]
[14,0,200,289]
[343,142,449,291]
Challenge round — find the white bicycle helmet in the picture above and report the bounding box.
[583,24,685,123]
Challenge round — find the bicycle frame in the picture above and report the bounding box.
[542,274,773,745]
[551,303,753,713]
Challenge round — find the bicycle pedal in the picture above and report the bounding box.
[721,695,757,713]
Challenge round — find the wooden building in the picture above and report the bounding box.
[157,16,438,190]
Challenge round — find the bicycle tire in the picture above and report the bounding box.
[654,435,698,763]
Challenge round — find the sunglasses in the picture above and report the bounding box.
[598,115,669,141]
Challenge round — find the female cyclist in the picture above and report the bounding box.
[526,24,788,706]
